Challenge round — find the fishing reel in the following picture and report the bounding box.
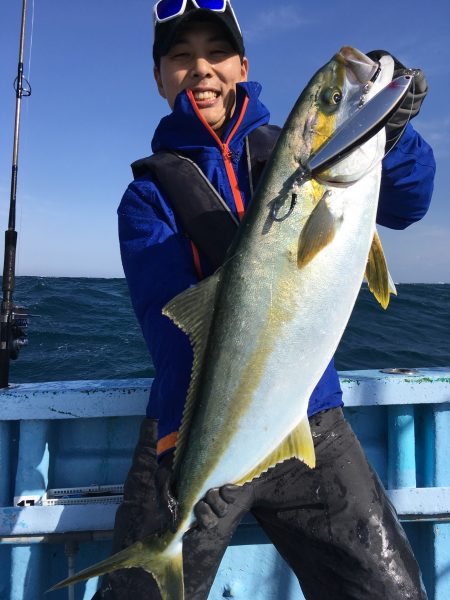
[0,306,28,361]
[10,306,28,359]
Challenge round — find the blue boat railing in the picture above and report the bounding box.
[0,368,449,599]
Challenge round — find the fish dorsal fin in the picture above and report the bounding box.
[297,191,341,268]
[365,229,397,309]
[234,416,316,486]
[162,271,221,471]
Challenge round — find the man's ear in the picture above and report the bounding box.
[240,57,249,82]
[154,65,167,99]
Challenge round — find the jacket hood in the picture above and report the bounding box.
[151,81,270,154]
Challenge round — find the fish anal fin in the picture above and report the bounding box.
[365,230,396,310]
[297,191,340,268]
[234,416,316,486]
[162,271,221,472]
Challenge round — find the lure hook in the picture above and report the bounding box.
[272,193,298,222]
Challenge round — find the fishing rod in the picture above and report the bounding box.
[0,0,31,388]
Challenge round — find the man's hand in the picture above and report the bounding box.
[367,50,429,149]
[157,452,245,531]
[194,485,241,530]
[155,452,179,532]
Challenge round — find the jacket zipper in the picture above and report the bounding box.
[187,89,249,222]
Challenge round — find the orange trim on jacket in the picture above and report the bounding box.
[190,240,203,279]
[157,431,178,457]
[187,89,249,221]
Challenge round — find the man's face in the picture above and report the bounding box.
[154,21,249,134]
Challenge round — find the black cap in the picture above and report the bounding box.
[153,3,245,67]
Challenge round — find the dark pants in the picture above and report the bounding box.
[94,408,427,600]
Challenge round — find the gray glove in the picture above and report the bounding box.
[367,50,429,149]
[194,484,241,529]
[157,454,241,531]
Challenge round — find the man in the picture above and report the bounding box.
[96,1,435,598]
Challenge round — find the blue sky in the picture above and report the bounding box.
[0,0,449,281]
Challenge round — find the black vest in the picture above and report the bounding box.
[131,125,280,272]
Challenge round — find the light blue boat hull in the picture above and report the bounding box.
[1,369,449,599]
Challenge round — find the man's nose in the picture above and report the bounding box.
[191,56,213,78]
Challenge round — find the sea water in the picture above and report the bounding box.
[7,277,450,384]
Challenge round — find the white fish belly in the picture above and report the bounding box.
[196,169,380,494]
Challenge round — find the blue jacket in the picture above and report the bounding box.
[118,81,435,457]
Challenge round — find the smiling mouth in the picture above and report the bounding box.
[193,90,220,101]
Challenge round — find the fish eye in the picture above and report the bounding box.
[322,87,343,105]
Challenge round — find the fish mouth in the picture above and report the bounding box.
[338,46,379,85]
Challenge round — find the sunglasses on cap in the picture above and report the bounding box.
[153,0,242,34]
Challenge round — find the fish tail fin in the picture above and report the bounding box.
[47,532,185,600]
[157,550,184,600]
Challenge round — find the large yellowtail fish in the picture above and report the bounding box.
[50,47,396,599]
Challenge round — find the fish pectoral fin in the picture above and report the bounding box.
[297,191,341,268]
[365,229,397,310]
[48,533,184,600]
[163,271,221,472]
[234,416,316,486]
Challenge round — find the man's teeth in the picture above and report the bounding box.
[194,91,219,100]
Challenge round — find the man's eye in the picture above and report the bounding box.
[210,48,231,58]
